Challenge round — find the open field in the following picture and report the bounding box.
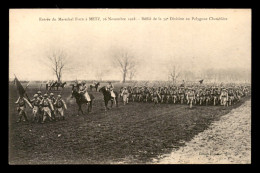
[8,82,251,164]
[154,100,251,164]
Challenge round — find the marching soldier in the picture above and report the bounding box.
[40,94,54,123]
[178,87,185,104]
[172,88,178,104]
[121,87,129,105]
[36,91,44,122]
[228,88,235,106]
[152,87,161,104]
[49,93,56,120]
[54,95,67,120]
[220,88,229,106]
[186,88,195,108]
[37,91,43,100]
[15,94,33,123]
[30,94,41,122]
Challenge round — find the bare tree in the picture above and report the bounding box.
[46,49,69,83]
[167,59,181,85]
[113,50,136,83]
[128,67,137,81]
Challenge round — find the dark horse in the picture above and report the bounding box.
[47,81,66,90]
[99,86,118,111]
[90,82,100,91]
[71,85,94,116]
[56,82,67,90]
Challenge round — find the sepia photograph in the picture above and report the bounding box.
[9,9,251,164]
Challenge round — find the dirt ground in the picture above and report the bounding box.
[8,83,251,164]
[153,100,251,164]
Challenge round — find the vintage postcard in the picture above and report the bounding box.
[9,9,251,164]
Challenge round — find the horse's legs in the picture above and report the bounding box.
[87,103,90,113]
[110,99,113,108]
[105,100,109,110]
[116,97,118,107]
[78,104,84,116]
[89,101,92,112]
[81,106,84,114]
[77,105,81,116]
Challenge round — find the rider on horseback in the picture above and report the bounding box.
[78,81,91,102]
[106,81,116,99]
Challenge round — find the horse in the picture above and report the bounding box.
[47,81,57,90]
[56,82,67,90]
[71,85,94,116]
[90,82,100,92]
[99,86,118,111]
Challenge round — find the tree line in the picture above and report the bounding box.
[44,48,250,84]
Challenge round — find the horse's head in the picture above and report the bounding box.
[71,85,79,98]
[99,86,105,92]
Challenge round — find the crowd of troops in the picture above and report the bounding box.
[14,81,250,123]
[15,91,67,123]
[119,84,250,108]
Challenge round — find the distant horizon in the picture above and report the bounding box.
[9,9,251,82]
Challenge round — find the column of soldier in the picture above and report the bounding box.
[14,91,67,123]
[122,84,250,108]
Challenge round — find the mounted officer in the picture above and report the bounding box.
[106,81,116,99]
[78,81,91,102]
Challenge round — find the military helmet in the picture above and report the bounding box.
[43,94,48,97]
[57,95,61,98]
[50,93,54,96]
[34,94,38,98]
[37,91,42,94]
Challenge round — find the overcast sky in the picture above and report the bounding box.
[9,9,251,81]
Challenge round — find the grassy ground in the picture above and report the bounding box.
[8,82,251,164]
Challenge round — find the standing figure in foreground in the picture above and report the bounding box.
[186,88,195,108]
[49,93,56,120]
[15,94,33,123]
[54,94,67,120]
[220,88,229,107]
[40,94,54,123]
[121,87,129,105]
[30,94,41,122]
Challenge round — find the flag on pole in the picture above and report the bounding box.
[14,76,26,96]
[14,75,30,100]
